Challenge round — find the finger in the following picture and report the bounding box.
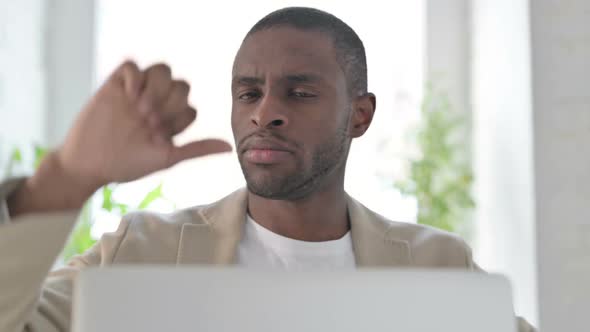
[138,63,172,114]
[113,60,144,101]
[168,139,233,166]
[152,132,172,146]
[144,79,190,129]
[163,80,191,114]
[172,107,197,136]
[162,107,197,136]
[147,105,196,137]
[147,112,163,129]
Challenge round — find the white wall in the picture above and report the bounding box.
[426,0,471,119]
[471,0,537,325]
[45,0,95,146]
[0,0,94,161]
[0,0,47,149]
[530,0,590,330]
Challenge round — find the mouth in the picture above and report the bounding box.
[240,139,294,165]
[243,149,292,164]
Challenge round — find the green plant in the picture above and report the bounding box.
[395,85,475,236]
[61,202,95,261]
[61,182,174,261]
[2,144,48,178]
[2,145,174,261]
[3,148,22,179]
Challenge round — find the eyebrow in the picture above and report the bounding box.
[232,76,265,86]
[232,73,325,87]
[284,73,324,84]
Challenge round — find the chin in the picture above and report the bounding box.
[246,174,320,201]
[240,160,316,200]
[245,175,286,197]
[243,173,292,199]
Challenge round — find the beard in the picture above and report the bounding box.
[239,119,350,201]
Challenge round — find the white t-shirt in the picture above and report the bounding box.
[236,215,356,270]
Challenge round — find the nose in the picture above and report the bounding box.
[250,93,288,129]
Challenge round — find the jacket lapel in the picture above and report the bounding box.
[176,189,412,267]
[347,194,412,267]
[176,189,248,265]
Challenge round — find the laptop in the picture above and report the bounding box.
[72,267,517,332]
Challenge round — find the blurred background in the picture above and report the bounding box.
[1,0,588,330]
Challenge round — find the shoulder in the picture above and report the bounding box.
[118,187,247,236]
[122,204,208,233]
[352,198,474,268]
[101,202,213,263]
[386,219,473,267]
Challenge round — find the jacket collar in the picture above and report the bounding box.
[347,194,412,267]
[176,189,411,267]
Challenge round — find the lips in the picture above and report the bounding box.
[240,138,294,165]
[244,149,292,164]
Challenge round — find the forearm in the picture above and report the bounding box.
[0,153,96,331]
[0,209,81,332]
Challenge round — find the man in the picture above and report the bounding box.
[0,7,535,332]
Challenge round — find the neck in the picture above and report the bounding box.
[247,182,349,242]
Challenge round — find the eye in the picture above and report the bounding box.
[289,90,316,98]
[238,90,261,101]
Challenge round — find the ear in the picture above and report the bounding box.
[349,93,376,138]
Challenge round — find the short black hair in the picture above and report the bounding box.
[245,7,368,97]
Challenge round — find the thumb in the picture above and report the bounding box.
[168,139,233,166]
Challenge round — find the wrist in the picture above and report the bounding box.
[7,151,103,217]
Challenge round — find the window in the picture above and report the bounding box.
[91,0,424,237]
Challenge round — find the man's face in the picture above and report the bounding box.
[231,26,352,200]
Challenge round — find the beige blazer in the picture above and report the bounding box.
[0,179,535,332]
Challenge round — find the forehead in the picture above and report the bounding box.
[233,26,343,81]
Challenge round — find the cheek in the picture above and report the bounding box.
[231,102,246,125]
[230,107,237,130]
[230,106,243,143]
[309,104,350,134]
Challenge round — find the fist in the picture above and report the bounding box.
[55,61,232,190]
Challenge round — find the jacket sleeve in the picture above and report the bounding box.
[0,178,130,332]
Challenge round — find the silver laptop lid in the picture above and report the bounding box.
[73,267,516,332]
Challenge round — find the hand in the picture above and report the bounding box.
[58,61,232,189]
[7,61,232,216]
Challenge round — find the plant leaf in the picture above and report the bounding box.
[34,145,48,170]
[11,148,23,162]
[138,183,163,209]
[102,186,114,212]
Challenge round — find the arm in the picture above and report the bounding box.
[0,60,231,332]
[0,158,93,331]
[0,202,132,332]
[0,203,79,332]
